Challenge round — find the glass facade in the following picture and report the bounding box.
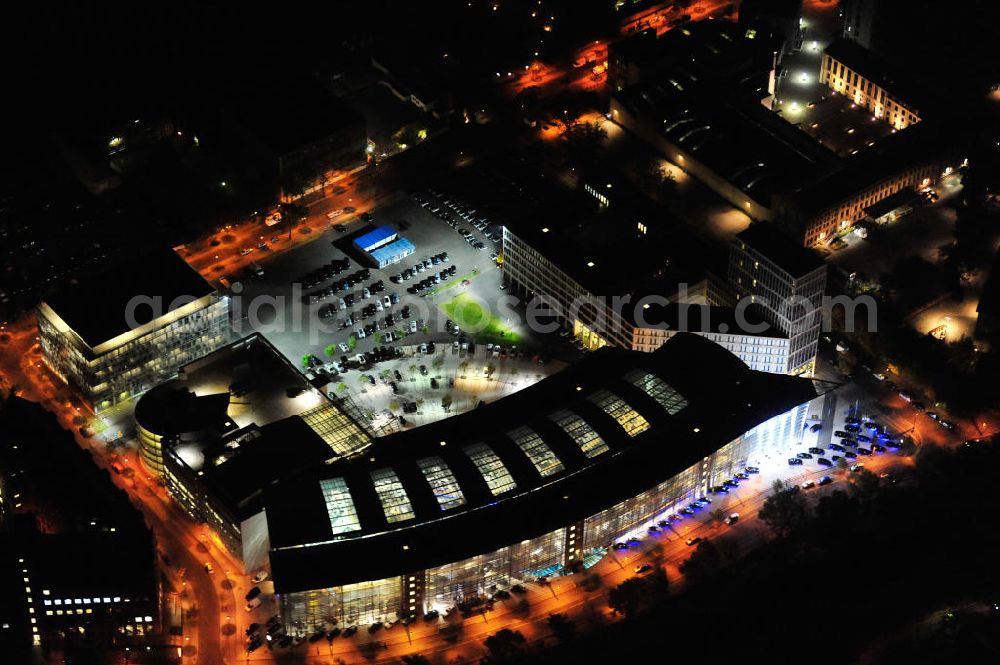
[278,402,811,631]
[549,409,609,458]
[587,390,650,437]
[319,478,362,535]
[280,576,403,631]
[417,457,466,511]
[463,443,517,496]
[507,426,564,478]
[425,527,566,609]
[38,295,231,412]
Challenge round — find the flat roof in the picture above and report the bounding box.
[736,223,825,278]
[354,225,397,250]
[487,149,715,297]
[44,248,214,348]
[786,119,949,215]
[266,333,824,592]
[199,416,336,520]
[369,237,416,264]
[614,83,839,203]
[864,188,921,219]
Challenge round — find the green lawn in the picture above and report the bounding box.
[439,293,521,344]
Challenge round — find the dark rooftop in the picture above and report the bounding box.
[613,82,839,203]
[736,222,825,278]
[199,416,336,520]
[43,248,214,349]
[265,334,823,592]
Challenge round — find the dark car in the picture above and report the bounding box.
[796,452,813,459]
[368,623,383,634]
[788,457,803,466]
[818,476,833,485]
[856,447,872,456]
[510,584,527,594]
[245,587,261,601]
[817,458,832,467]
[808,447,825,455]
[341,626,357,637]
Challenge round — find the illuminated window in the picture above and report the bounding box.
[417,457,466,510]
[508,426,564,477]
[588,390,650,437]
[463,443,517,496]
[319,477,362,535]
[370,468,415,523]
[549,409,609,458]
[624,371,688,415]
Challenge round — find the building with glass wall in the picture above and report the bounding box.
[262,334,824,630]
[134,335,372,568]
[38,249,231,412]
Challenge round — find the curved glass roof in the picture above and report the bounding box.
[319,477,361,535]
[463,442,517,496]
[417,456,466,511]
[587,390,650,437]
[507,426,564,478]
[370,468,415,523]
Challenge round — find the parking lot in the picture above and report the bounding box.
[230,191,538,383]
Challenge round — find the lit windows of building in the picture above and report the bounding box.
[624,371,688,414]
[549,409,609,458]
[507,426,564,478]
[417,457,466,511]
[319,478,362,535]
[586,390,650,437]
[463,443,517,496]
[370,468,416,524]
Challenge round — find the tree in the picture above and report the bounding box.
[607,569,669,618]
[441,394,453,412]
[358,641,382,661]
[401,655,431,665]
[324,344,337,358]
[483,628,526,663]
[758,486,810,538]
[849,467,881,502]
[546,613,577,643]
[708,508,727,526]
[679,539,722,583]
[301,354,313,369]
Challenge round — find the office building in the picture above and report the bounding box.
[729,224,827,374]
[0,398,158,652]
[820,37,924,131]
[134,335,372,568]
[262,334,824,628]
[38,249,232,412]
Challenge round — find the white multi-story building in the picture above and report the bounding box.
[38,250,231,411]
[728,224,827,374]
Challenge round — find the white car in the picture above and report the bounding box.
[251,570,269,584]
[383,295,391,307]
[356,328,366,339]
[419,343,428,354]
[246,597,262,612]
[409,320,417,334]
[338,342,350,353]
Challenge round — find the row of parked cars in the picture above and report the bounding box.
[304,268,372,304]
[412,189,502,244]
[389,253,450,283]
[407,265,458,293]
[299,257,352,290]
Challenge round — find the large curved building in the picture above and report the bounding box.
[261,333,824,629]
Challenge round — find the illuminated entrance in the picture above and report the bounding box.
[573,320,609,351]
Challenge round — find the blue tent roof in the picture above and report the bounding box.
[354,225,397,251]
